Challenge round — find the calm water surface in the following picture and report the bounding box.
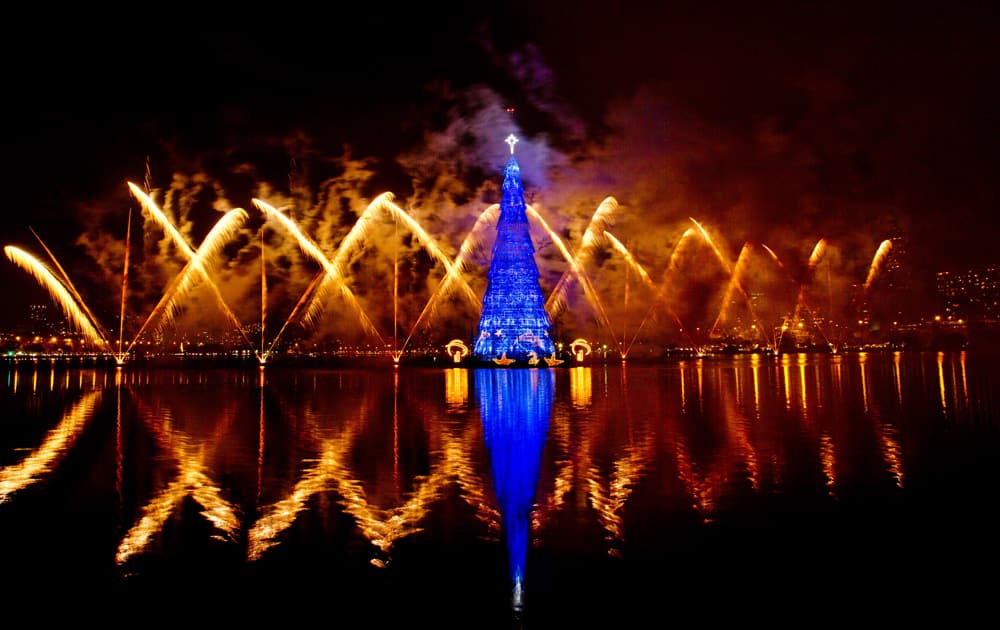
[1,352,997,626]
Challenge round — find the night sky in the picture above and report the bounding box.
[2,1,998,333]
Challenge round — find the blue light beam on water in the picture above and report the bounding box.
[476,368,554,611]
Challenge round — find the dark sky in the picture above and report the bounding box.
[2,1,998,331]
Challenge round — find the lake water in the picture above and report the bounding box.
[1,352,997,626]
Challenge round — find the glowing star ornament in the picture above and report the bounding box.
[505,133,518,154]
[473,139,556,364]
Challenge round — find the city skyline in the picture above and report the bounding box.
[5,252,995,358]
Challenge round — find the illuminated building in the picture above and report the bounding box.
[473,138,556,363]
[936,264,1000,322]
[28,304,55,336]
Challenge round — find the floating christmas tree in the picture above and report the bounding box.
[473,135,557,364]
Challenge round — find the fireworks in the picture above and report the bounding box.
[5,180,905,362]
[864,239,894,292]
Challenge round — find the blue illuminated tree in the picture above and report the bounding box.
[473,138,556,363]
[477,368,554,613]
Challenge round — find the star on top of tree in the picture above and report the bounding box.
[505,134,518,155]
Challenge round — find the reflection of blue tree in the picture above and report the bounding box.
[476,368,554,612]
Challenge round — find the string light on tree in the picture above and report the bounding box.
[473,136,556,365]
